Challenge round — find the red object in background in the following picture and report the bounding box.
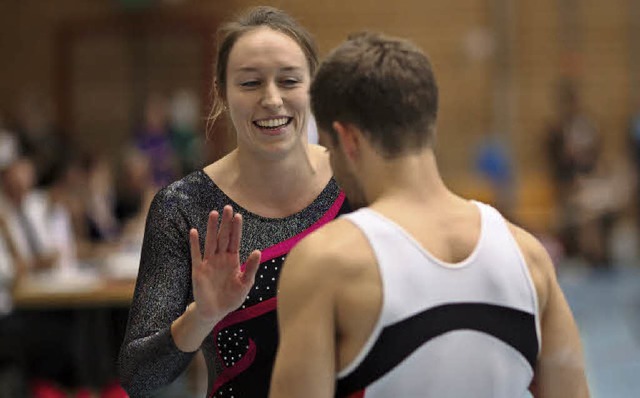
[75,387,92,398]
[101,381,129,398]
[30,380,67,398]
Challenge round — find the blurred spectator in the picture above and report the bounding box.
[135,93,178,189]
[568,159,634,263]
[0,120,20,175]
[545,81,628,267]
[0,152,131,396]
[0,127,21,317]
[49,156,95,259]
[474,133,514,216]
[0,155,78,395]
[0,156,69,277]
[83,154,119,244]
[13,91,74,189]
[114,147,156,245]
[546,82,601,196]
[169,89,203,175]
[46,152,120,262]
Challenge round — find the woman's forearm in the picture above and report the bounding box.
[170,301,223,353]
[119,327,195,396]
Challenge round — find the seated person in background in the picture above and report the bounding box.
[13,90,73,190]
[83,154,120,245]
[50,152,127,260]
[0,154,78,395]
[544,81,626,267]
[0,156,69,277]
[135,93,179,189]
[114,147,157,246]
[0,129,23,313]
[270,32,589,397]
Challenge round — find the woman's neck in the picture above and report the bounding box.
[206,144,331,218]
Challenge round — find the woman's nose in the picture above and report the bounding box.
[261,82,283,110]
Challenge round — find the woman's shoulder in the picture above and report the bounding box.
[145,170,224,231]
[152,170,215,208]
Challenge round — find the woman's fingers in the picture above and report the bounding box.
[203,211,219,260]
[189,228,201,268]
[242,250,262,285]
[228,213,243,254]
[217,205,233,253]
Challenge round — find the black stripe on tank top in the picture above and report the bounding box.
[335,302,538,397]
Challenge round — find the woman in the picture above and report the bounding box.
[118,6,350,397]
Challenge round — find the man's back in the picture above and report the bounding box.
[331,200,538,397]
[272,194,587,397]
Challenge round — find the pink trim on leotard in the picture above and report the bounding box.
[211,297,277,375]
[241,191,346,269]
[214,297,277,333]
[210,338,257,396]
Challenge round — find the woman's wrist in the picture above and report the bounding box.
[188,301,224,330]
[171,302,223,352]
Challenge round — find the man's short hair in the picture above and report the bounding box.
[311,32,439,158]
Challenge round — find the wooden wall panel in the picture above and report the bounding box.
[72,35,132,154]
[0,0,116,118]
[513,0,561,173]
[0,0,635,192]
[581,0,632,159]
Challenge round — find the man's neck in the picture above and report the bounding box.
[363,150,450,206]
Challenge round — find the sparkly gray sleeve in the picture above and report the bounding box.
[118,190,196,397]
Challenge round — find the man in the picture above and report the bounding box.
[269,32,589,397]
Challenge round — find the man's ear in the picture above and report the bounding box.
[332,121,360,161]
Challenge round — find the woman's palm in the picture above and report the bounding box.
[190,206,261,323]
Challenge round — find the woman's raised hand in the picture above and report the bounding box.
[190,205,261,325]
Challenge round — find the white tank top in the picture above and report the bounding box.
[335,201,540,398]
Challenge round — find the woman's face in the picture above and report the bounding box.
[225,27,311,158]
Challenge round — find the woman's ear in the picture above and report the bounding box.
[332,121,360,161]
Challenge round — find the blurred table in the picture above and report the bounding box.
[10,264,138,388]
[13,249,140,309]
[13,279,136,309]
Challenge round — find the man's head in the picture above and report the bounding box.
[311,31,439,158]
[311,32,439,208]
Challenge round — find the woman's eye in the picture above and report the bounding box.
[281,79,300,87]
[240,81,260,88]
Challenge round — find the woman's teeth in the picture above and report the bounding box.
[255,117,290,129]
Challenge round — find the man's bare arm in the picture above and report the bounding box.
[270,234,337,398]
[511,224,590,398]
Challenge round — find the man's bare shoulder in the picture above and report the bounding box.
[283,218,372,283]
[277,217,374,324]
[507,224,590,397]
[507,223,549,263]
[507,221,554,309]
